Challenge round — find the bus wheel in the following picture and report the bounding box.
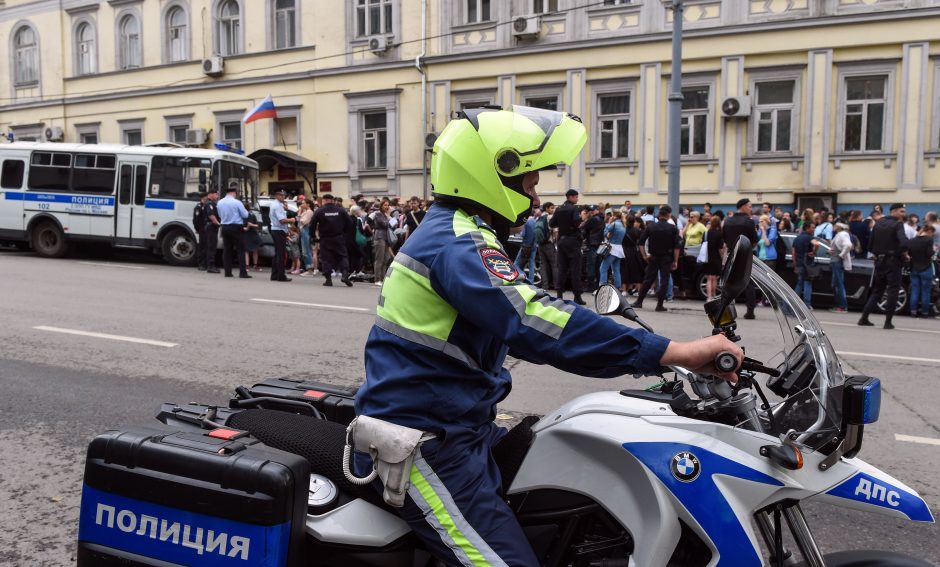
[30,221,68,258]
[162,229,197,267]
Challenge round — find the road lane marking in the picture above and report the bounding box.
[250,298,370,313]
[836,351,940,365]
[821,320,940,335]
[33,326,177,348]
[895,434,940,446]
[78,261,147,270]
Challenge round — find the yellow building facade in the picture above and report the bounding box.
[1,0,940,213]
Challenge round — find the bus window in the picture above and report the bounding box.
[28,152,70,191]
[214,159,259,205]
[72,154,116,194]
[1,160,25,189]
[119,165,132,205]
[134,165,147,206]
[151,156,209,199]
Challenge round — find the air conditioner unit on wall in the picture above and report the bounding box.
[202,56,224,77]
[369,36,389,54]
[512,15,540,39]
[721,96,751,118]
[44,126,64,142]
[185,128,207,146]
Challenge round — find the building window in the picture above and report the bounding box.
[75,21,96,75]
[123,129,143,146]
[603,0,631,5]
[754,81,794,153]
[118,15,141,69]
[533,0,558,14]
[842,76,886,153]
[356,0,392,37]
[217,0,242,56]
[273,0,297,49]
[274,117,299,146]
[362,112,387,169]
[465,0,491,23]
[597,93,630,160]
[681,86,709,156]
[76,123,100,144]
[220,121,242,150]
[525,95,560,111]
[170,126,188,144]
[166,6,189,62]
[13,26,39,85]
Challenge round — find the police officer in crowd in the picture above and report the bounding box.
[858,203,910,329]
[202,189,221,274]
[269,190,295,282]
[311,193,354,287]
[193,191,208,271]
[550,189,586,305]
[722,198,759,319]
[217,180,251,278]
[581,205,605,292]
[632,205,681,312]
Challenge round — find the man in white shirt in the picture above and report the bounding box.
[829,222,854,313]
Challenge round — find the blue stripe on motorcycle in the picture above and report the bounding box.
[825,471,934,523]
[623,442,783,567]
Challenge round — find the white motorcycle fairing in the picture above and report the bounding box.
[509,391,934,567]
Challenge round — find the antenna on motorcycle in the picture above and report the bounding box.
[594,284,655,333]
[705,235,753,342]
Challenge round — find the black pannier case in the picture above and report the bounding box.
[78,425,309,567]
[239,378,359,425]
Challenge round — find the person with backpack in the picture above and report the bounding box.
[535,202,555,290]
[192,191,208,271]
[814,213,834,240]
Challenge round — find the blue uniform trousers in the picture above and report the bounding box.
[356,423,538,567]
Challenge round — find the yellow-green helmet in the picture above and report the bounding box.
[430,105,587,224]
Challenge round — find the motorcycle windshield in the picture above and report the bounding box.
[740,259,847,452]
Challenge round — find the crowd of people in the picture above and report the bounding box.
[191,183,429,288]
[190,182,939,326]
[516,194,939,324]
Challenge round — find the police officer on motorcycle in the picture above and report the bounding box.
[858,203,910,329]
[354,105,743,567]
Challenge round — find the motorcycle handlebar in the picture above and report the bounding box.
[714,352,781,378]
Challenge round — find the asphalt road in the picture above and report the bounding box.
[0,247,938,565]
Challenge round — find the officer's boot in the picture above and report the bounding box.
[573,294,586,306]
[883,314,895,330]
[323,273,333,287]
[655,301,668,312]
[341,271,353,287]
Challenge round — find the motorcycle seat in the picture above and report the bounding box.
[226,410,539,506]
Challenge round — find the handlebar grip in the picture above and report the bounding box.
[715,352,739,374]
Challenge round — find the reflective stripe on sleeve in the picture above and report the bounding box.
[374,317,481,371]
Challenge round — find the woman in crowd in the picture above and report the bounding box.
[297,200,316,276]
[704,216,724,301]
[372,200,394,286]
[757,214,778,270]
[909,224,937,318]
[681,211,706,247]
[778,212,794,232]
[619,213,645,296]
[598,208,625,289]
[828,222,853,313]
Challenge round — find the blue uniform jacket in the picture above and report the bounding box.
[355,203,671,433]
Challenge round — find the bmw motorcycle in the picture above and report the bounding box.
[76,237,935,566]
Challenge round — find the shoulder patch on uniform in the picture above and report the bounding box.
[480,248,520,281]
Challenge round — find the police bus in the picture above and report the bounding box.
[0,142,259,265]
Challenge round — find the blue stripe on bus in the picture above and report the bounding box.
[3,192,114,206]
[144,200,175,210]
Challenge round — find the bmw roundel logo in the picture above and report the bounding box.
[671,452,701,483]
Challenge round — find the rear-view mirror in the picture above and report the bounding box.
[595,284,623,315]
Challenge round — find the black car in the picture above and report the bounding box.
[681,234,938,313]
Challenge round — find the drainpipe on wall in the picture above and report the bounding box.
[417,0,428,200]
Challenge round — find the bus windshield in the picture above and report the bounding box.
[214,160,259,206]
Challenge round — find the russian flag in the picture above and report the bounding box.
[243,95,278,124]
